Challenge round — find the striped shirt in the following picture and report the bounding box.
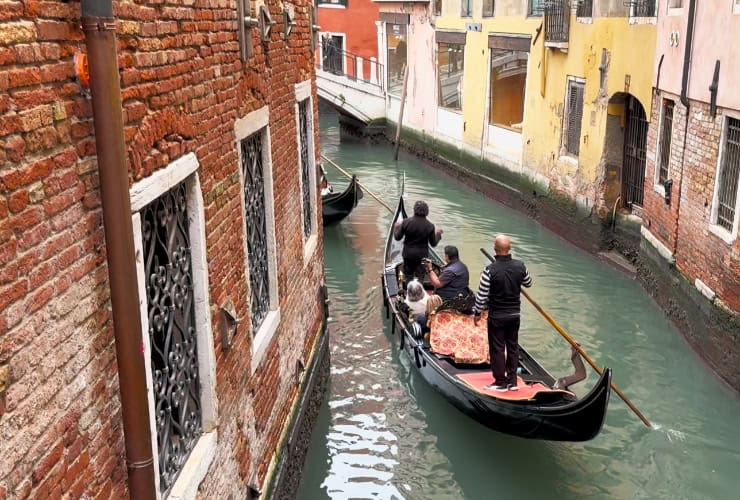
[473,255,532,316]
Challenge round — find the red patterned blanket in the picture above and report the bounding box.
[429,310,489,364]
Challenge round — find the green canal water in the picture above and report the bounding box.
[297,111,740,499]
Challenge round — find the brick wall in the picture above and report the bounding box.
[1,0,324,497]
[643,93,740,312]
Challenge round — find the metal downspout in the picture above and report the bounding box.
[673,0,697,255]
[81,1,157,497]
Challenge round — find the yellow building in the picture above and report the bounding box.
[380,0,657,212]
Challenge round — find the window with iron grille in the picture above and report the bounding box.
[630,0,657,17]
[141,180,202,495]
[564,80,584,156]
[482,0,494,17]
[577,0,593,17]
[461,0,473,17]
[714,117,740,232]
[241,132,272,334]
[298,98,313,240]
[658,99,674,185]
[434,0,442,16]
[529,0,544,16]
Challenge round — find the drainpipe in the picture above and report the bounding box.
[672,0,697,256]
[81,1,157,498]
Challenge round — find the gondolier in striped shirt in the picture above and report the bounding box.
[473,235,532,392]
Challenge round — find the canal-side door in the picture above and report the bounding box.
[621,96,649,209]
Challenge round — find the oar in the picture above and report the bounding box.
[479,248,653,429]
[321,155,393,213]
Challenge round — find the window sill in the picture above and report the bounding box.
[318,4,347,8]
[653,183,666,198]
[251,309,281,374]
[629,17,657,25]
[545,41,569,50]
[708,223,737,245]
[558,154,579,167]
[437,106,462,114]
[167,431,218,500]
[667,8,684,16]
[303,233,318,266]
[576,17,593,24]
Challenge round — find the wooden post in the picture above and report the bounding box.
[393,63,409,161]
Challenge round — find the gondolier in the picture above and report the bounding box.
[393,200,443,281]
[473,235,532,392]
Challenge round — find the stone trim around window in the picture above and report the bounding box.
[295,79,319,265]
[131,152,219,499]
[234,106,282,374]
[708,112,740,244]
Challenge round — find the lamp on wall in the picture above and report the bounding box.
[259,5,272,42]
[283,5,296,38]
[219,298,239,351]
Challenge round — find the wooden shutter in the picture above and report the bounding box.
[566,82,584,156]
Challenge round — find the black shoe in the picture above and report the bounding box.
[484,382,509,392]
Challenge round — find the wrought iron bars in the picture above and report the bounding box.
[717,118,740,231]
[241,132,271,334]
[576,0,593,17]
[627,0,657,17]
[545,0,570,44]
[658,99,674,185]
[299,99,312,239]
[621,96,649,207]
[141,181,202,495]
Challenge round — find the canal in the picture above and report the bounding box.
[297,110,740,499]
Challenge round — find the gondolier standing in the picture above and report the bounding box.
[473,235,532,392]
[393,200,443,281]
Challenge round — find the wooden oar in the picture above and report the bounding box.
[479,247,653,429]
[321,155,393,213]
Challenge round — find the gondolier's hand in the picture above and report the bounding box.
[394,222,401,228]
[436,228,444,235]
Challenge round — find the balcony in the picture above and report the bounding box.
[544,0,570,49]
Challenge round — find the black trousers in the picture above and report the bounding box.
[487,315,521,385]
[403,256,426,282]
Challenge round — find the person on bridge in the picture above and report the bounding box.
[394,200,443,282]
[422,245,470,301]
[472,235,533,392]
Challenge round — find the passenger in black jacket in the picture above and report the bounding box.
[473,235,532,392]
[393,200,443,280]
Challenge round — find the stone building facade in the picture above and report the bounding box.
[0,0,327,498]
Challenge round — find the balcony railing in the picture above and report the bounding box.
[630,0,657,17]
[544,0,570,45]
[317,45,385,91]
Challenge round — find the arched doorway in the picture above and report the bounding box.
[601,93,649,213]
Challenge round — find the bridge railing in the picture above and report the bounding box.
[317,45,385,92]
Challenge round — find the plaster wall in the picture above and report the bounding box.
[318,0,380,60]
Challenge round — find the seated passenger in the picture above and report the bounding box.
[404,279,428,329]
[422,245,470,301]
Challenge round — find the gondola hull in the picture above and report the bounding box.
[382,196,611,441]
[322,175,362,225]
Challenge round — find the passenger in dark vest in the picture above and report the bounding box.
[393,200,443,280]
[422,245,469,301]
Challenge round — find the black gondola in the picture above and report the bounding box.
[381,196,612,441]
[322,174,363,225]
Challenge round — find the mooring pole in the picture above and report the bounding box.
[393,64,409,161]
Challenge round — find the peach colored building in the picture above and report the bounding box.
[642,0,740,313]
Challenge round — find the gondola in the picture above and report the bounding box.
[321,174,363,225]
[381,195,612,441]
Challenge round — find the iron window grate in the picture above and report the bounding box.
[717,117,740,231]
[659,99,674,185]
[241,132,271,334]
[577,0,593,17]
[299,99,312,239]
[141,181,202,495]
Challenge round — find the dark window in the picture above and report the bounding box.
[658,99,674,185]
[299,99,312,238]
[141,181,202,495]
[565,80,584,156]
[461,0,473,17]
[483,0,495,17]
[434,0,442,16]
[716,117,740,232]
[529,0,544,16]
[545,0,570,44]
[437,42,465,111]
[489,48,527,129]
[631,0,657,17]
[241,132,271,333]
[577,0,593,17]
[387,24,407,95]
